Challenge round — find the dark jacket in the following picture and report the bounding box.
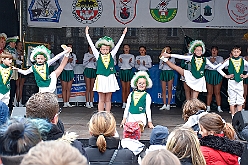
[200,134,244,165]
[180,158,193,165]
[85,136,139,165]
[1,155,24,165]
[46,124,88,160]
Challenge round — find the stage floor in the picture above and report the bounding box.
[59,103,232,140]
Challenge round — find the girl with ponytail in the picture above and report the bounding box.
[199,113,244,165]
[85,111,138,165]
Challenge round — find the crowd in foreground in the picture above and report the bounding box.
[0,92,246,165]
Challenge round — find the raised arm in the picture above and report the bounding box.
[217,60,229,77]
[85,26,99,59]
[171,54,192,61]
[17,67,33,75]
[110,27,127,57]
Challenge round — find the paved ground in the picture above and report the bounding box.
[59,103,232,140]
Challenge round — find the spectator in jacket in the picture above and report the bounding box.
[0,117,51,165]
[85,111,139,165]
[25,92,88,158]
[166,127,206,165]
[141,149,181,165]
[199,113,244,165]
[20,141,88,165]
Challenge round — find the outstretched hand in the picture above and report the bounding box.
[160,52,171,58]
[123,27,128,34]
[61,45,72,53]
[85,26,89,34]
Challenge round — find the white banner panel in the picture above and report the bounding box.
[27,0,248,29]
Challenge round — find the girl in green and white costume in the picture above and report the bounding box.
[14,45,71,93]
[160,40,221,99]
[121,71,154,131]
[85,26,127,112]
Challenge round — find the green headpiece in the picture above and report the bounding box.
[95,36,115,49]
[188,40,206,54]
[131,71,153,89]
[30,45,51,62]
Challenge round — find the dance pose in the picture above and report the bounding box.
[121,71,154,132]
[159,46,175,110]
[205,46,224,112]
[0,51,13,105]
[135,46,152,73]
[160,40,221,99]
[14,45,71,93]
[85,26,127,112]
[118,44,135,109]
[83,45,96,108]
[60,44,77,108]
[217,45,248,117]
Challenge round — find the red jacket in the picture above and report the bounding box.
[200,134,241,165]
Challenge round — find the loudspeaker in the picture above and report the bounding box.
[232,111,248,140]
[11,107,26,118]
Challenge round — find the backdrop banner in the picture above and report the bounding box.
[27,0,247,29]
[56,64,178,104]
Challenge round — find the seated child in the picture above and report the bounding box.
[0,51,13,105]
[13,45,71,93]
[121,71,154,131]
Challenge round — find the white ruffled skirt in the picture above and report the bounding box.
[184,70,207,92]
[93,74,119,93]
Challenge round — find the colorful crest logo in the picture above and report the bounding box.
[113,0,137,25]
[72,0,103,24]
[28,0,62,22]
[227,0,248,24]
[187,0,215,23]
[150,0,178,23]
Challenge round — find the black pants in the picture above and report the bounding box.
[8,79,16,111]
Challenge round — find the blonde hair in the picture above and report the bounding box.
[0,51,13,64]
[199,113,235,140]
[20,141,87,165]
[89,111,116,153]
[166,127,206,165]
[142,149,181,165]
[182,99,206,121]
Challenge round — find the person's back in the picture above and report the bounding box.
[85,111,138,165]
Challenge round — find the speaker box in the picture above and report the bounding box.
[232,111,248,140]
[11,107,26,118]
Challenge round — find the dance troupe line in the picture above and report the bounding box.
[0,27,247,133]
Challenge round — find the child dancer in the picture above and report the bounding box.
[217,45,248,117]
[135,46,152,73]
[14,45,71,93]
[0,51,13,105]
[205,46,224,112]
[121,71,154,132]
[159,46,175,110]
[83,45,96,108]
[160,40,221,99]
[118,44,135,109]
[85,26,127,112]
[60,44,77,108]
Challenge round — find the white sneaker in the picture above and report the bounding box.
[85,102,91,108]
[19,102,24,107]
[218,107,223,113]
[122,103,126,109]
[90,102,94,108]
[63,103,68,108]
[67,102,73,107]
[159,104,167,110]
[206,106,211,112]
[166,105,170,110]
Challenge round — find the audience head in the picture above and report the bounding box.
[182,99,206,121]
[26,92,60,124]
[0,33,7,49]
[166,127,206,165]
[142,149,181,165]
[199,113,235,140]
[150,125,169,145]
[0,117,51,156]
[0,101,9,125]
[89,111,116,153]
[20,141,88,165]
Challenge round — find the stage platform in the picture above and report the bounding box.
[59,103,232,140]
